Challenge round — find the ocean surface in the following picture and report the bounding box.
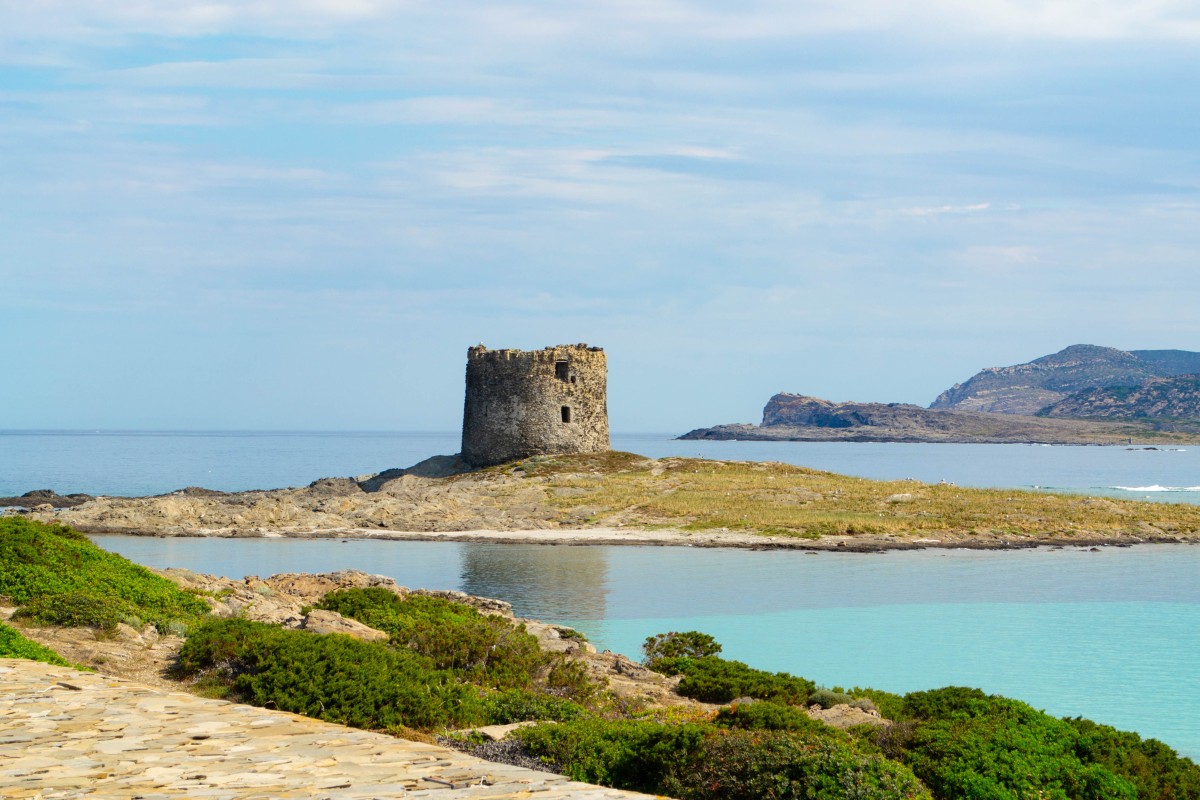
[93,534,1200,761]
[1,430,1198,504]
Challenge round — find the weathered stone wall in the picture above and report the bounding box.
[461,344,610,467]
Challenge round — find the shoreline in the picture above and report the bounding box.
[79,523,1198,552]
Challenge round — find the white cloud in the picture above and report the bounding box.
[892,203,993,217]
[6,0,1200,45]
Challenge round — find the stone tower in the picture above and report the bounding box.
[461,344,610,467]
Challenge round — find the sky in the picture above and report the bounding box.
[3,1,1199,432]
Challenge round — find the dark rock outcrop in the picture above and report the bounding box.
[0,490,94,509]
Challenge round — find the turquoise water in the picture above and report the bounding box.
[3,431,1199,503]
[91,535,1200,761]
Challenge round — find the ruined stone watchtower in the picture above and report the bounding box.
[461,344,610,467]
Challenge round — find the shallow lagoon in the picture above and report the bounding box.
[93,535,1200,761]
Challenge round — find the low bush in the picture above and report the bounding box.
[0,621,69,666]
[483,688,586,725]
[12,591,136,632]
[895,688,1139,800]
[670,729,933,800]
[514,718,707,792]
[714,701,837,736]
[642,631,722,666]
[1068,717,1200,800]
[177,617,485,731]
[0,518,209,632]
[653,655,814,705]
[808,687,855,709]
[315,588,551,689]
[516,718,930,800]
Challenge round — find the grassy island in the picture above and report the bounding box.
[490,451,1200,543]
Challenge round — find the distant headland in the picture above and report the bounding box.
[682,344,1200,445]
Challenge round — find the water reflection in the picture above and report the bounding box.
[459,543,609,621]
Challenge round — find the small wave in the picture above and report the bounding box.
[1110,485,1200,493]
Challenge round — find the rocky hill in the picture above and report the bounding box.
[1039,374,1200,420]
[681,393,1200,444]
[929,345,1200,415]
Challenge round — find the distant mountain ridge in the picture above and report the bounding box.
[679,393,1200,444]
[929,345,1200,415]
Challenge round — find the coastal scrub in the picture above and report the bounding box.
[0,517,210,632]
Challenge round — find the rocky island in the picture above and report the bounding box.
[6,450,1200,550]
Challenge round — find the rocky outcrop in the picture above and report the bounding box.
[0,489,94,509]
[930,344,1200,415]
[33,466,569,536]
[1039,374,1200,420]
[762,395,940,429]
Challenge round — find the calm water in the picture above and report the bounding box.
[2,430,1198,503]
[93,535,1200,761]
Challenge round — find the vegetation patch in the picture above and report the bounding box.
[0,621,70,666]
[652,655,815,705]
[314,588,558,691]
[0,518,210,633]
[177,617,486,731]
[514,719,930,799]
[865,687,1200,800]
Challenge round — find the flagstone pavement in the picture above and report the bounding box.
[0,661,661,799]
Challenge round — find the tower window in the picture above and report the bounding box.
[561,406,572,423]
[555,360,570,381]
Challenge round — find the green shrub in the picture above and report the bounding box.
[483,688,585,724]
[514,718,707,792]
[12,591,137,632]
[669,729,933,800]
[315,589,551,689]
[809,687,855,709]
[896,688,1139,800]
[178,617,485,731]
[654,656,814,705]
[0,621,69,666]
[714,701,837,736]
[545,657,601,704]
[1068,717,1200,800]
[516,719,929,800]
[642,631,723,666]
[0,518,209,632]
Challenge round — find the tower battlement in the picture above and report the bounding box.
[461,344,610,467]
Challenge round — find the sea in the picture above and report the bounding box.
[3,430,1199,759]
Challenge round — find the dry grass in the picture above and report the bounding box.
[503,452,1200,541]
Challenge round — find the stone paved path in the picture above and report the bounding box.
[0,661,660,799]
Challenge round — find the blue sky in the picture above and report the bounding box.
[3,1,1199,432]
